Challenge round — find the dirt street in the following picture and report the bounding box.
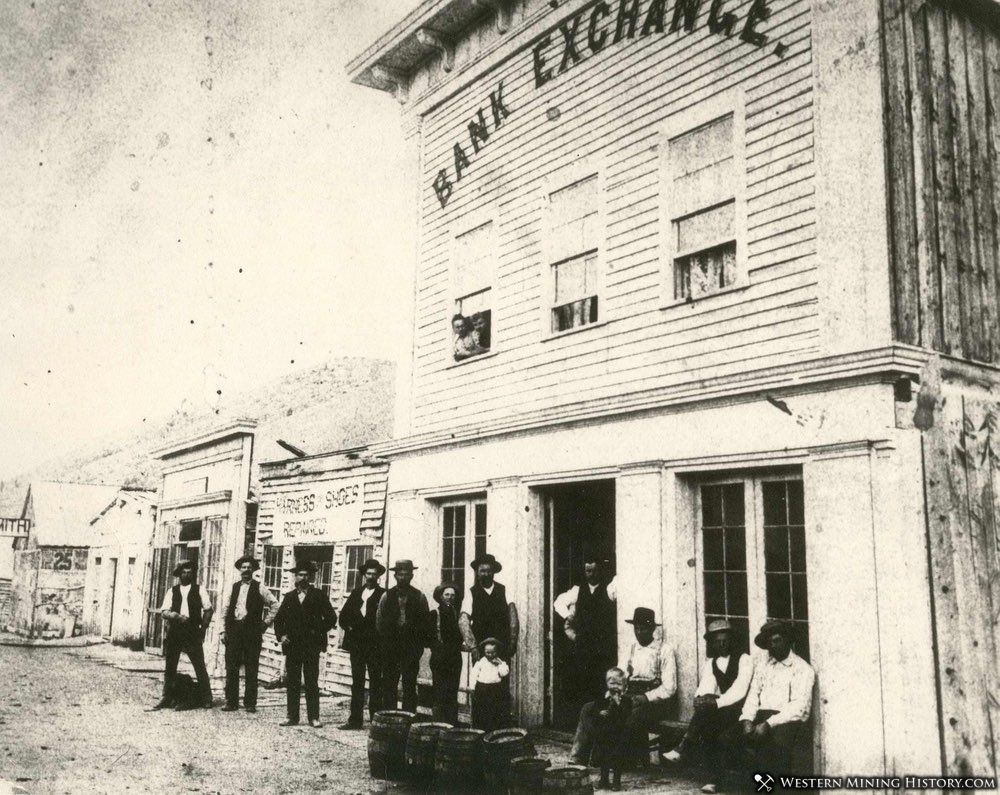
[0,645,700,794]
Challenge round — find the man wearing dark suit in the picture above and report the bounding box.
[337,558,386,730]
[376,559,430,713]
[220,555,279,713]
[151,559,214,710]
[273,559,338,728]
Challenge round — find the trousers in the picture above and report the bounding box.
[224,622,262,708]
[348,646,383,723]
[285,649,321,722]
[430,652,462,725]
[721,709,808,774]
[163,626,212,704]
[381,645,423,713]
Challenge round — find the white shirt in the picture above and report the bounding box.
[228,581,279,624]
[471,657,509,685]
[740,650,815,726]
[160,583,195,617]
[694,654,754,709]
[297,589,307,604]
[619,639,676,702]
[360,586,376,617]
[480,583,495,596]
[234,583,251,620]
[553,577,618,619]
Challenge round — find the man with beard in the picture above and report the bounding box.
[273,560,338,728]
[220,555,280,713]
[376,560,430,712]
[337,558,386,730]
[459,553,519,662]
[152,559,214,710]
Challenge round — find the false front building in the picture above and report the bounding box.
[350,0,1000,776]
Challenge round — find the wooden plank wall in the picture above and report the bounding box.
[882,0,1000,364]
[921,358,1000,775]
[409,0,820,435]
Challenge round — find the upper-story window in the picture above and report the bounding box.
[546,174,602,334]
[663,99,746,304]
[452,220,495,362]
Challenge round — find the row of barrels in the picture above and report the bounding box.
[368,710,593,793]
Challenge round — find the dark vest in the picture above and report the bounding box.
[575,582,616,650]
[712,654,741,694]
[226,580,264,629]
[380,586,423,647]
[470,583,510,650]
[170,584,205,631]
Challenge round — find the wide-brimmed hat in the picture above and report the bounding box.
[704,619,733,639]
[754,619,795,649]
[286,560,318,576]
[234,555,261,571]
[360,558,386,577]
[470,553,502,574]
[624,607,659,627]
[389,559,417,573]
[173,560,196,577]
[478,636,504,652]
[433,583,459,604]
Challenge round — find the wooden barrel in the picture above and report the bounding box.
[542,765,594,794]
[483,728,536,787]
[508,756,551,794]
[367,710,416,780]
[434,727,486,784]
[405,721,452,780]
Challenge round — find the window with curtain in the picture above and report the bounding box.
[547,174,601,333]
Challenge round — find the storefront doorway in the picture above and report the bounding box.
[542,479,616,731]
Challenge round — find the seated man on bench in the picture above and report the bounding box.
[661,618,753,779]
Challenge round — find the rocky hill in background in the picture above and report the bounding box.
[0,357,395,509]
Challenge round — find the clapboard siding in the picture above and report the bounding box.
[882,0,1000,364]
[408,0,820,434]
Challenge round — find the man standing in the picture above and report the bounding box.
[662,619,753,769]
[273,560,338,728]
[152,559,214,710]
[337,558,386,730]
[729,620,815,778]
[570,607,675,767]
[376,560,430,713]
[220,555,279,713]
[554,554,618,703]
[460,553,519,661]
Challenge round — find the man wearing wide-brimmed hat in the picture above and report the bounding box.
[273,559,338,727]
[376,560,430,712]
[459,553,520,662]
[731,619,814,775]
[152,559,214,710]
[661,618,753,783]
[220,555,279,713]
[337,558,387,729]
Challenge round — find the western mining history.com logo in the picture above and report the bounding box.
[754,773,997,791]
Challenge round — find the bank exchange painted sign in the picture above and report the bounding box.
[269,478,365,544]
[432,0,783,209]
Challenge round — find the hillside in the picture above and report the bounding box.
[0,357,395,507]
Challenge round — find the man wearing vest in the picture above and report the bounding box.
[273,559,338,728]
[554,554,618,704]
[152,559,214,710]
[661,618,753,782]
[375,559,430,713]
[220,555,279,713]
[337,557,386,730]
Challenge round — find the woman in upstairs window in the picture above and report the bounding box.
[452,313,484,361]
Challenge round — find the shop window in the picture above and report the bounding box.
[344,545,375,593]
[263,544,285,600]
[697,475,809,660]
[452,220,494,361]
[294,545,334,598]
[201,518,224,612]
[664,104,745,304]
[179,520,202,542]
[244,503,258,558]
[441,499,487,597]
[546,174,601,333]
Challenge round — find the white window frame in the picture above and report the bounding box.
[447,208,500,367]
[342,543,375,596]
[691,470,807,660]
[438,497,488,602]
[539,158,608,340]
[660,90,748,309]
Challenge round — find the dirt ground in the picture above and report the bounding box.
[0,645,703,794]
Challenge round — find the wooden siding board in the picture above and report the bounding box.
[988,34,1000,345]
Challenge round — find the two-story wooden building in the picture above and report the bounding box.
[350,0,999,777]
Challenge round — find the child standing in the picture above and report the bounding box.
[470,637,510,732]
[592,667,633,791]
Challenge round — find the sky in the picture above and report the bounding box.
[0,0,419,479]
